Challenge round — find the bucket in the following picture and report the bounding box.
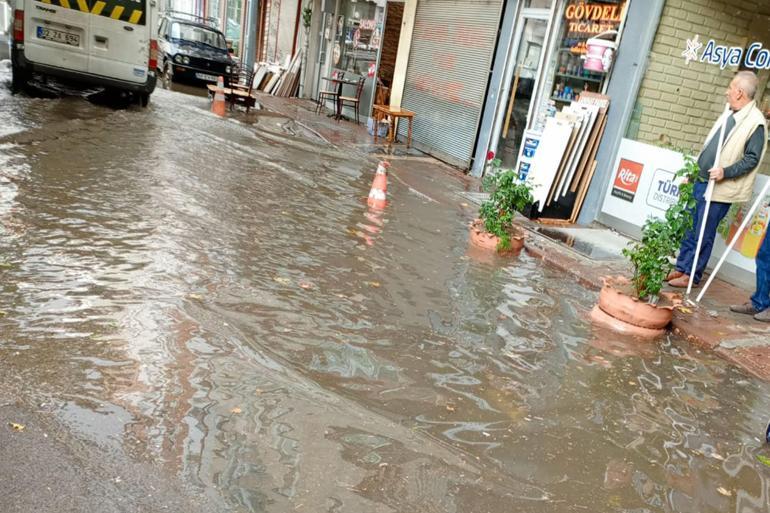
[583,31,618,73]
[367,117,389,137]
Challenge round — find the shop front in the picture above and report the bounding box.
[473,0,628,176]
[311,0,388,123]
[461,0,628,224]
[395,0,505,168]
[594,0,770,287]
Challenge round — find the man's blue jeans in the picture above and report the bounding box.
[752,231,770,312]
[675,181,732,284]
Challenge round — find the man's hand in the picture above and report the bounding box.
[708,167,725,181]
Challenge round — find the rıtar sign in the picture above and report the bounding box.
[682,35,770,70]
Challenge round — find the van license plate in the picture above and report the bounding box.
[195,73,218,82]
[37,26,80,47]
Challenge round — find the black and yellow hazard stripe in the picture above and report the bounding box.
[39,0,145,25]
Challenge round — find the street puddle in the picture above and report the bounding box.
[2,83,770,512]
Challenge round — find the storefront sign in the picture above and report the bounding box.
[610,158,643,202]
[646,168,679,211]
[682,34,770,70]
[602,138,769,275]
[564,1,624,38]
[515,131,541,181]
[359,19,376,31]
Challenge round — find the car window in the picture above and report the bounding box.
[169,22,227,50]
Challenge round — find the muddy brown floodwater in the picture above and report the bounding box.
[3,74,770,513]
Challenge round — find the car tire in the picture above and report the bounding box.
[161,63,173,90]
[138,92,150,107]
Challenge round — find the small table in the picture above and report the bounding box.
[320,76,357,120]
[372,104,415,148]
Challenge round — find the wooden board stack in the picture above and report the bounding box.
[568,92,610,223]
[528,117,574,212]
[524,92,609,222]
[271,52,302,97]
[250,54,302,97]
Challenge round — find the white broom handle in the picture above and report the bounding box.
[686,180,715,296]
[686,105,731,297]
[696,179,770,302]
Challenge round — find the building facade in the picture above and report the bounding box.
[223,0,770,287]
[591,0,770,286]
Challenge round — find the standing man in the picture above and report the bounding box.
[667,71,768,288]
[730,213,770,321]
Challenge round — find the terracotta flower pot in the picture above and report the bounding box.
[597,276,678,330]
[590,305,667,339]
[469,219,525,254]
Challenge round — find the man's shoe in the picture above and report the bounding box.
[754,309,770,322]
[668,274,697,288]
[665,270,684,282]
[730,302,761,315]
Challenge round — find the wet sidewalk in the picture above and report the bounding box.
[255,92,770,382]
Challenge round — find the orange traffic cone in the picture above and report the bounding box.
[211,75,226,117]
[367,161,390,209]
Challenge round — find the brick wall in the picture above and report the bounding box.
[633,0,770,174]
[377,2,404,88]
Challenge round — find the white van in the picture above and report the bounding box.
[10,0,157,105]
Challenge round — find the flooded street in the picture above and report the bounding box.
[4,71,770,513]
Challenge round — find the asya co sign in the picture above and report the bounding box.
[682,34,770,70]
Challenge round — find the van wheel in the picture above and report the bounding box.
[138,93,150,107]
[11,61,27,94]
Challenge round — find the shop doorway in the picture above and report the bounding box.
[496,12,550,169]
[374,1,404,107]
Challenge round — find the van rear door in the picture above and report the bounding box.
[88,0,148,83]
[24,0,91,73]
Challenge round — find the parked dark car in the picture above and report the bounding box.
[156,11,235,89]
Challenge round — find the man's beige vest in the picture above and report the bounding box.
[702,100,768,203]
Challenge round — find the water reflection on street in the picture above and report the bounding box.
[2,74,770,512]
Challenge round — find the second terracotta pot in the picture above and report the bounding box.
[469,219,525,254]
[590,305,667,339]
[597,277,676,330]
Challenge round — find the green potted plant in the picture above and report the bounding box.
[591,154,698,336]
[470,156,534,254]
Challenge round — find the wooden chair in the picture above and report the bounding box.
[228,67,257,113]
[339,77,365,124]
[316,71,345,115]
[375,81,390,107]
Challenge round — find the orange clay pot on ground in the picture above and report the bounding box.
[590,276,681,338]
[469,219,525,254]
[590,305,667,339]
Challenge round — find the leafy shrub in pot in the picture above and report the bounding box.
[475,158,534,253]
[622,154,699,302]
[593,154,699,335]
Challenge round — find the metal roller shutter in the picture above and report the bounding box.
[399,0,503,168]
